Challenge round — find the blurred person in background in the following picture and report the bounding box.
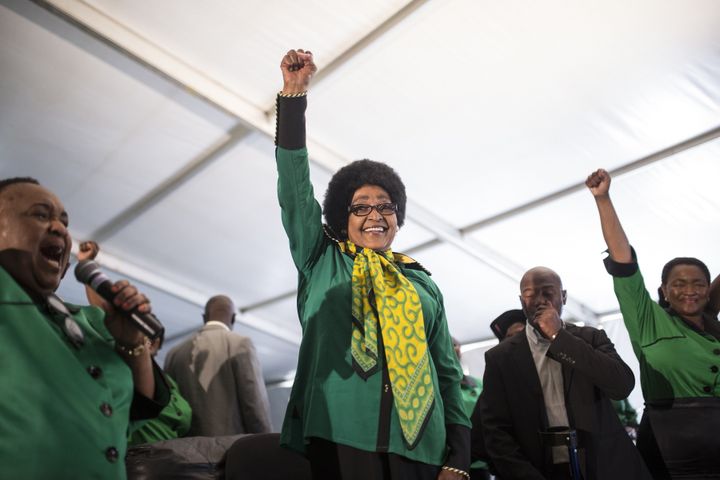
[452,337,490,480]
[164,294,272,436]
[489,309,526,341]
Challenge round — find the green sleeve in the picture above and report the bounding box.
[425,280,471,428]
[276,146,325,273]
[612,268,664,349]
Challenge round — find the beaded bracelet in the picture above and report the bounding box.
[115,337,149,357]
[441,465,470,479]
[277,90,307,98]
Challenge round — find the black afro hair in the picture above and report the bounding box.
[322,159,406,240]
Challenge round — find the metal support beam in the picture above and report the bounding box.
[69,239,302,345]
[262,0,430,116]
[91,124,251,241]
[460,125,720,234]
[239,126,720,322]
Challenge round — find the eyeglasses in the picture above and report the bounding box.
[348,203,398,217]
[46,293,85,349]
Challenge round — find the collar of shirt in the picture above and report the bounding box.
[525,319,565,347]
[526,321,549,348]
[204,320,231,331]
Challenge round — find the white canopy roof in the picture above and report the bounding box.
[2,0,719,392]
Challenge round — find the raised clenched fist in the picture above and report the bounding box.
[280,49,317,95]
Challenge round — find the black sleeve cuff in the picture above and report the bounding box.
[130,360,171,421]
[603,246,638,278]
[470,398,489,462]
[275,95,307,149]
[445,423,471,473]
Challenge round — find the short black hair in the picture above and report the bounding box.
[322,159,406,240]
[0,177,40,195]
[657,257,711,308]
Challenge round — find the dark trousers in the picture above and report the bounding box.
[637,412,670,480]
[639,399,720,479]
[469,467,490,480]
[306,437,441,480]
[547,462,575,480]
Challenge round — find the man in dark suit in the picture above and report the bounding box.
[475,267,650,479]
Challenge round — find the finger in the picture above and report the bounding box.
[586,172,600,188]
[111,279,129,293]
[281,55,297,70]
[297,51,314,65]
[81,241,99,257]
[288,50,300,65]
[111,282,137,306]
[137,299,152,313]
[119,293,148,312]
[282,50,300,69]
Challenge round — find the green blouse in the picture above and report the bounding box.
[276,146,470,465]
[609,258,720,401]
[128,374,191,445]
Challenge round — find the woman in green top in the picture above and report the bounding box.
[128,331,192,445]
[586,168,720,478]
[275,49,470,480]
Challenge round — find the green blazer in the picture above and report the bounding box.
[0,267,169,480]
[0,266,136,479]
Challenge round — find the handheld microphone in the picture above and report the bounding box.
[75,259,164,340]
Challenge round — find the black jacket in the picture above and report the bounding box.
[474,324,651,479]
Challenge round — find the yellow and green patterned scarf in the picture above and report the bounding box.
[339,241,434,448]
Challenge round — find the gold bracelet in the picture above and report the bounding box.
[277,90,307,98]
[115,337,149,357]
[441,465,470,479]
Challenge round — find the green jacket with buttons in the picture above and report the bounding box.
[0,266,168,479]
[607,254,720,401]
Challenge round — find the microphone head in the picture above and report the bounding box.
[74,259,100,284]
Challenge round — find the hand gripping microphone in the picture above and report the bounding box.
[75,259,164,340]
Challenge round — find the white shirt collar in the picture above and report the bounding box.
[525,319,564,346]
[204,320,231,331]
[525,321,548,346]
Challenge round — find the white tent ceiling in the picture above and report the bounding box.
[2,0,720,386]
